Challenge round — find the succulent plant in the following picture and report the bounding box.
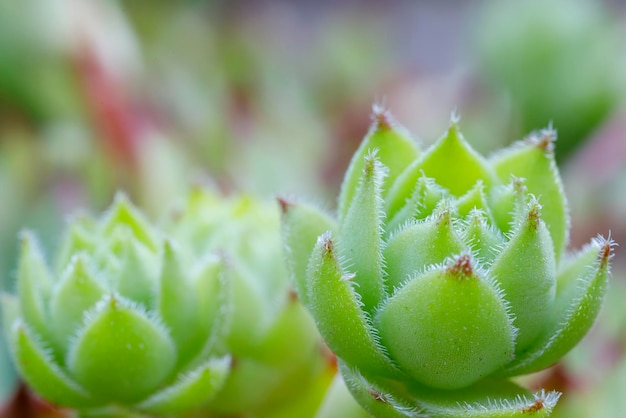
[164,187,333,417]
[280,107,614,417]
[1,194,231,417]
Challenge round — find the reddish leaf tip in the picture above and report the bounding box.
[446,255,474,279]
[276,196,291,214]
[521,398,544,414]
[371,103,394,131]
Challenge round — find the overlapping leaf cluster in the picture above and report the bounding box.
[1,189,330,417]
[281,107,614,417]
[165,188,331,417]
[2,194,231,416]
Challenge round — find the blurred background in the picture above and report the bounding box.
[0,0,625,416]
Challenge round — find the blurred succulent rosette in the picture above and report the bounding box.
[2,194,231,416]
[280,107,614,417]
[164,187,333,417]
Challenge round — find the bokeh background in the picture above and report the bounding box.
[1,0,625,416]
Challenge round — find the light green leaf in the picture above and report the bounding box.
[50,255,106,352]
[17,232,53,342]
[100,193,158,252]
[376,255,515,389]
[490,199,556,351]
[278,198,337,307]
[136,356,230,414]
[383,207,466,292]
[9,321,101,408]
[307,233,399,378]
[157,241,197,362]
[461,210,504,266]
[501,236,613,376]
[338,153,387,313]
[67,294,177,403]
[386,120,495,218]
[490,131,569,260]
[338,106,420,220]
[341,363,560,417]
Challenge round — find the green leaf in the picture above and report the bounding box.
[101,193,158,252]
[501,236,613,376]
[341,363,561,417]
[338,106,420,221]
[190,256,231,363]
[54,213,96,274]
[225,263,271,356]
[488,177,528,236]
[278,198,337,307]
[9,321,102,408]
[461,210,504,266]
[67,294,177,403]
[376,255,515,389]
[115,239,157,310]
[490,199,556,351]
[386,120,495,218]
[157,241,197,362]
[338,153,387,313]
[383,206,466,292]
[49,255,106,352]
[456,181,492,220]
[490,130,569,261]
[384,176,448,237]
[340,364,418,418]
[307,233,399,378]
[17,232,54,342]
[136,356,230,414]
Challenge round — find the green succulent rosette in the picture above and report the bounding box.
[1,194,231,417]
[281,107,614,417]
[165,187,332,417]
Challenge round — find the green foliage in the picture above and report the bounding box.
[281,107,614,417]
[2,194,231,416]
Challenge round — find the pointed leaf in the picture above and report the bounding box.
[383,207,466,292]
[338,106,420,220]
[338,153,387,313]
[54,213,96,274]
[488,177,528,236]
[101,193,158,252]
[307,233,399,378]
[67,294,177,403]
[115,239,157,309]
[188,255,232,366]
[502,236,613,376]
[491,130,569,260]
[461,210,504,265]
[490,199,556,351]
[384,176,447,237]
[376,255,515,389]
[157,241,196,360]
[386,120,495,218]
[278,198,337,307]
[9,322,101,408]
[17,232,53,341]
[136,356,230,414]
[456,180,491,219]
[50,255,106,351]
[340,364,419,418]
[341,363,560,418]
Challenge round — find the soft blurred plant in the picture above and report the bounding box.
[473,0,625,161]
[281,107,614,417]
[2,194,232,417]
[164,187,334,417]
